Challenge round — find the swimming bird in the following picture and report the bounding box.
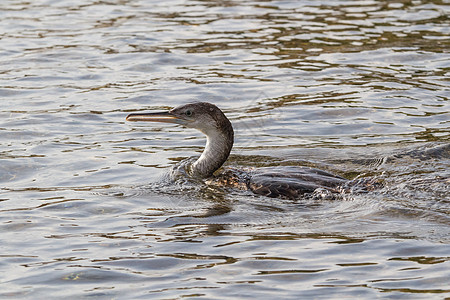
[126,102,358,199]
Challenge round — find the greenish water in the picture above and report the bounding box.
[1,0,449,298]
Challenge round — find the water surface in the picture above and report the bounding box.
[1,0,449,298]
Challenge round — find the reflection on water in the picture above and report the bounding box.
[0,0,449,298]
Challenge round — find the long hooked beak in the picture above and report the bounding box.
[126,111,187,125]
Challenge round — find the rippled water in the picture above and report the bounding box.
[1,0,449,298]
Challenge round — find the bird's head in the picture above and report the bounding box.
[126,102,232,136]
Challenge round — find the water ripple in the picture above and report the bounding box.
[0,0,449,298]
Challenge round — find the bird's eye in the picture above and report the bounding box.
[185,110,193,117]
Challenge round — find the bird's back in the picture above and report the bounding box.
[248,166,348,199]
[207,165,349,199]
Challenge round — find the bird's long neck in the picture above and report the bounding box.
[190,121,234,178]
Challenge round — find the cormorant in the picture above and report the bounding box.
[126,102,365,199]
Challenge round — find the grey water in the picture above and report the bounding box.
[1,0,449,298]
